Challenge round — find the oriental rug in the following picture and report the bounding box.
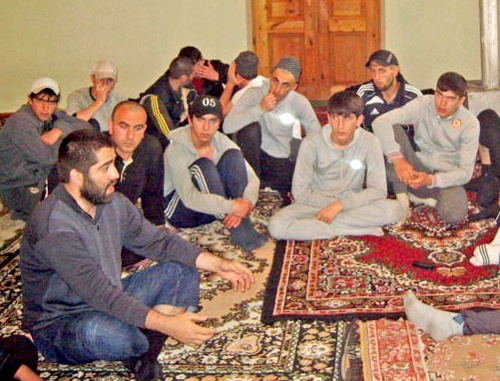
[0,190,365,380]
[360,318,500,381]
[262,205,500,323]
[359,318,428,381]
[422,327,500,380]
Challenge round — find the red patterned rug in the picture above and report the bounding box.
[262,205,500,323]
[360,318,500,380]
[359,318,428,381]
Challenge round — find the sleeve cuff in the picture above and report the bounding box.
[387,152,404,163]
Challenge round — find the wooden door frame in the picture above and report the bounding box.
[247,0,383,100]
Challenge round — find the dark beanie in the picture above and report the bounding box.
[272,56,301,83]
[235,51,259,80]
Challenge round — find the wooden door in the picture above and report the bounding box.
[252,0,381,100]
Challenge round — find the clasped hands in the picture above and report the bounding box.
[223,198,254,229]
[393,158,432,189]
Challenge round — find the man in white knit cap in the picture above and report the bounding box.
[223,56,321,205]
[0,77,91,221]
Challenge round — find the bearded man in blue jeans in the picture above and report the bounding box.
[20,130,254,381]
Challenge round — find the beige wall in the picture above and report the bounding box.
[0,1,251,111]
[0,0,482,111]
[384,0,481,91]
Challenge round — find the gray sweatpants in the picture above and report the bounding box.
[387,125,469,223]
[268,199,402,240]
[462,309,500,335]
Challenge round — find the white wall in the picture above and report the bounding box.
[0,1,251,111]
[0,0,483,111]
[384,0,481,90]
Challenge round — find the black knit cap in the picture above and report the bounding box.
[235,51,259,80]
[365,49,399,67]
[272,56,301,83]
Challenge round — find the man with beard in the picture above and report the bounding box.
[20,130,254,381]
[347,50,422,133]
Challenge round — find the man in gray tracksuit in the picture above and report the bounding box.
[372,72,479,224]
[268,91,402,240]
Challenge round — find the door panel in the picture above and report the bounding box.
[252,0,380,100]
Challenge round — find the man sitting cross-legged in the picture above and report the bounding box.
[21,129,254,381]
[163,95,267,251]
[268,91,402,240]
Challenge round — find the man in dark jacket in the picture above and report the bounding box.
[177,46,229,98]
[466,109,500,222]
[109,100,166,266]
[139,57,197,151]
[347,49,422,133]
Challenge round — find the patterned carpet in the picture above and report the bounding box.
[263,202,500,323]
[1,189,499,379]
[0,190,365,380]
[361,318,500,380]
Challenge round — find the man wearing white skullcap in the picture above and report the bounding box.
[66,60,126,132]
[0,77,91,221]
[223,56,321,205]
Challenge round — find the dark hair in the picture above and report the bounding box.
[29,88,60,102]
[111,100,147,121]
[57,130,114,183]
[436,72,467,98]
[178,46,203,64]
[327,91,364,117]
[169,57,195,79]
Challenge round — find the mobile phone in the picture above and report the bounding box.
[412,261,435,270]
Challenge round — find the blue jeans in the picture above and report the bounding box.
[31,262,199,365]
[165,149,249,228]
[0,180,45,221]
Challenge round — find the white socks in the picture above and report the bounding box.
[404,291,463,341]
[491,228,500,245]
[470,228,500,266]
[395,193,411,226]
[408,193,437,208]
[470,244,500,266]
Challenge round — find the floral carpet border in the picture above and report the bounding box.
[262,223,500,324]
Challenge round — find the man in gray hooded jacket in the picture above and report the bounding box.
[164,95,267,251]
[269,91,402,240]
